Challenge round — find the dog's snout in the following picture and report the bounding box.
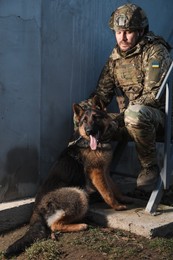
[85,127,92,136]
[85,125,98,137]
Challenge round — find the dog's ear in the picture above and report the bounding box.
[92,95,105,111]
[73,104,84,120]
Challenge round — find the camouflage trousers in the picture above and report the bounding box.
[110,104,165,168]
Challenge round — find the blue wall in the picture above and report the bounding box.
[0,0,41,201]
[0,0,173,202]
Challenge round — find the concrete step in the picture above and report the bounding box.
[0,198,34,233]
[88,199,173,238]
[88,173,173,238]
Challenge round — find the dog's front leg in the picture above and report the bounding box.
[88,169,127,210]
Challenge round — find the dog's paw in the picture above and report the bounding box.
[114,204,127,210]
[51,231,61,240]
[79,223,88,230]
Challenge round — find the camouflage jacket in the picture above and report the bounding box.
[81,32,172,113]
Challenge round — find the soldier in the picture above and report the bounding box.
[75,3,172,191]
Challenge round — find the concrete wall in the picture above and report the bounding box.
[0,0,173,202]
[0,0,41,202]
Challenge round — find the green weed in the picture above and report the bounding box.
[25,239,62,260]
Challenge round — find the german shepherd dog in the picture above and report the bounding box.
[4,96,130,258]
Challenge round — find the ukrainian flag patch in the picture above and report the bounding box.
[152,60,160,68]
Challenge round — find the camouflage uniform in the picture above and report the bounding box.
[77,4,172,188]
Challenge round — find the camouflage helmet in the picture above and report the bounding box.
[109,4,149,31]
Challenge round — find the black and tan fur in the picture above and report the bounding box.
[4,96,130,258]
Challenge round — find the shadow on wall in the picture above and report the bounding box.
[0,146,39,203]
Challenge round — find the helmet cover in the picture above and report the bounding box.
[109,4,148,31]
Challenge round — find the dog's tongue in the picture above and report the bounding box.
[89,135,97,150]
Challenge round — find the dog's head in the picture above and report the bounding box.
[73,96,115,150]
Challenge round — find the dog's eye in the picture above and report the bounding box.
[83,116,88,123]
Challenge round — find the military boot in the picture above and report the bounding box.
[137,165,160,191]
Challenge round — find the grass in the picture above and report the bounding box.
[149,237,173,254]
[25,239,62,260]
[1,225,173,259]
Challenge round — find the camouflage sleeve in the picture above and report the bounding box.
[136,43,172,107]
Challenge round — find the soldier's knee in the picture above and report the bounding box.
[124,104,147,127]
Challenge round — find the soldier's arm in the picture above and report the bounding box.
[137,43,172,107]
[90,59,116,105]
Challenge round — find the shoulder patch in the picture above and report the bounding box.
[151,60,160,68]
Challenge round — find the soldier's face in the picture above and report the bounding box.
[115,30,139,51]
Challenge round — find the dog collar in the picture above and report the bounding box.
[68,136,83,147]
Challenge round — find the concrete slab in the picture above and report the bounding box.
[0,198,34,233]
[88,199,173,238]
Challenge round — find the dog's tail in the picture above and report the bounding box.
[4,220,49,258]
